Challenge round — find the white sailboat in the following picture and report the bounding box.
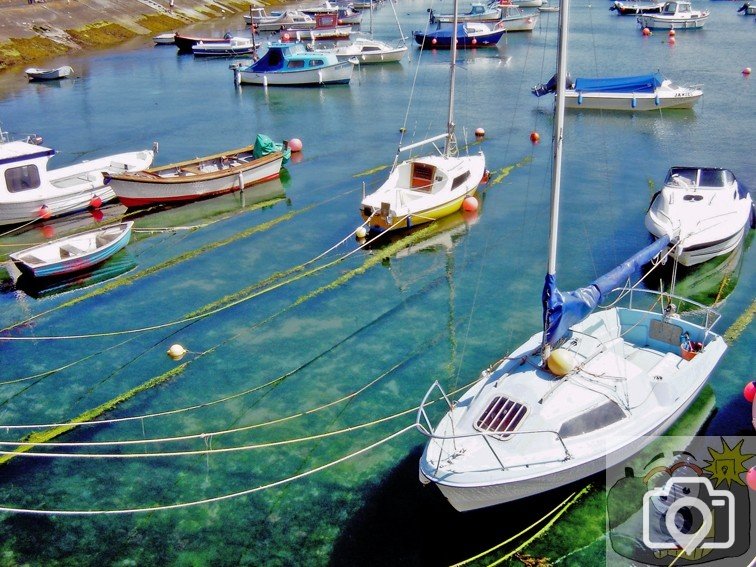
[415,0,727,512]
[358,0,486,233]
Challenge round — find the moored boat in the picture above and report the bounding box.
[104,135,290,208]
[429,2,502,23]
[153,32,176,45]
[361,0,486,233]
[494,4,539,31]
[414,21,506,48]
[610,0,664,15]
[25,66,73,81]
[532,72,702,110]
[232,42,354,86]
[9,221,133,280]
[316,36,407,64]
[0,131,154,226]
[245,9,316,31]
[192,37,257,57]
[282,13,354,41]
[174,32,235,54]
[636,0,709,28]
[416,0,727,513]
[645,166,754,266]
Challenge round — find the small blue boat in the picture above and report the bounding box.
[9,222,134,279]
[413,22,506,49]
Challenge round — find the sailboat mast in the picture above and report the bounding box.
[546,0,570,276]
[445,0,459,157]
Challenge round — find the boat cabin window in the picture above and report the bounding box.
[451,170,470,190]
[558,401,626,438]
[698,169,726,188]
[308,59,326,68]
[474,396,528,440]
[663,2,677,13]
[665,167,697,186]
[287,59,305,69]
[410,163,436,191]
[5,164,41,193]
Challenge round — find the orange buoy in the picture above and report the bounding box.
[530,131,540,144]
[471,38,477,45]
[462,196,479,212]
[744,67,752,76]
[283,33,290,41]
[38,204,51,219]
[90,195,103,208]
[431,38,437,45]
[668,29,675,37]
[475,127,485,137]
[288,138,303,152]
[642,27,651,36]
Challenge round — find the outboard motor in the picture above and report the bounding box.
[531,73,573,97]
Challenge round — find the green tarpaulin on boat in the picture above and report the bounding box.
[253,134,291,164]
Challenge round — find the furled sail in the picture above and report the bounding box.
[542,235,670,346]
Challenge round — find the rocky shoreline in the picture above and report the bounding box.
[0,0,264,72]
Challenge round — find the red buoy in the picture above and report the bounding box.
[668,29,675,37]
[288,138,303,152]
[462,196,479,212]
[744,381,756,403]
[743,67,752,76]
[471,38,477,45]
[748,467,756,491]
[90,195,103,209]
[431,38,437,45]
[530,131,540,144]
[38,204,51,219]
[642,27,651,36]
[475,127,485,137]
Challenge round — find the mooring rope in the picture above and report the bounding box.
[0,425,416,515]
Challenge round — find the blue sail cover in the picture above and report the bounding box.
[542,235,670,346]
[573,73,663,93]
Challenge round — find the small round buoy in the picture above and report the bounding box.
[668,29,675,37]
[668,37,676,45]
[744,381,756,403]
[642,27,651,36]
[288,138,303,152]
[547,348,575,377]
[355,226,367,239]
[475,127,485,137]
[431,38,437,45]
[471,38,477,45]
[283,33,290,41]
[38,204,51,219]
[167,344,187,361]
[744,67,752,76]
[90,195,103,209]
[748,467,756,491]
[462,196,479,212]
[530,131,540,144]
[41,225,55,239]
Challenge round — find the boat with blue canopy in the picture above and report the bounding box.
[232,42,354,87]
[413,21,506,49]
[532,72,702,111]
[415,0,727,511]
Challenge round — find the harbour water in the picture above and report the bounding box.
[0,1,753,564]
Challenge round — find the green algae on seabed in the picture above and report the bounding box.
[723,298,755,344]
[65,22,138,49]
[0,361,190,466]
[0,36,69,71]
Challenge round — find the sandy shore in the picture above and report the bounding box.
[0,0,260,71]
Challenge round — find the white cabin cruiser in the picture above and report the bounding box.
[0,132,154,226]
[645,166,753,266]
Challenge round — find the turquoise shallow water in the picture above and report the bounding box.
[0,1,753,564]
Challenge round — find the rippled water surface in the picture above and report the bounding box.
[0,1,753,564]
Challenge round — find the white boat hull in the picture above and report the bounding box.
[0,145,154,226]
[565,88,701,110]
[239,62,353,86]
[637,13,708,28]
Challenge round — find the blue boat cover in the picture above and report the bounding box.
[573,73,663,93]
[542,235,670,346]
